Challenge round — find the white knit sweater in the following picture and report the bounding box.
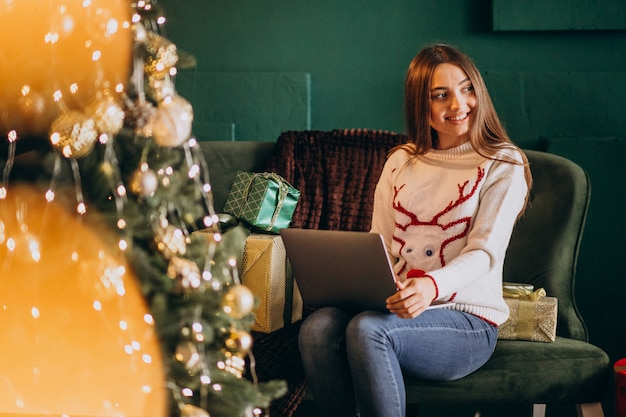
[370,142,528,325]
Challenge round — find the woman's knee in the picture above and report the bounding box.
[299,307,350,349]
[345,311,387,347]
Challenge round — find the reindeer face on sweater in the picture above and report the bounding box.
[392,167,485,275]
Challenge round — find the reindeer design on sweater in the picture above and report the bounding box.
[392,167,485,286]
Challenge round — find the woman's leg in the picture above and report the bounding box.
[298,307,359,417]
[345,309,498,417]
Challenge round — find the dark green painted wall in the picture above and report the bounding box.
[161,0,626,147]
[160,1,626,415]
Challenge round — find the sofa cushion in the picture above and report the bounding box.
[404,337,609,404]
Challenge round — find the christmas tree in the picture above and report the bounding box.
[0,1,286,416]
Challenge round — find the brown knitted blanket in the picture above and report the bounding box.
[266,129,408,232]
[251,129,407,416]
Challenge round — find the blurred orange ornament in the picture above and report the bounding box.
[0,0,133,137]
[0,184,166,417]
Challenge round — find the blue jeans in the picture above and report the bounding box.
[298,307,498,417]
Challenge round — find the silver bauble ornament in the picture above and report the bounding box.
[149,95,193,147]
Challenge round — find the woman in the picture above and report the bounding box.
[298,44,532,417]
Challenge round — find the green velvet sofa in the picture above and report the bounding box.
[198,133,611,417]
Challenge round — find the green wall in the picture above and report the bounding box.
[161,0,626,147]
[160,1,626,415]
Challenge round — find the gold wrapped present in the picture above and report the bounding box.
[498,282,558,343]
[241,233,303,333]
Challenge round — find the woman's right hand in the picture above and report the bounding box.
[385,276,437,319]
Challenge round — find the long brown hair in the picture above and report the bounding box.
[399,44,532,198]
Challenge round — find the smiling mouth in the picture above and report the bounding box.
[447,113,469,121]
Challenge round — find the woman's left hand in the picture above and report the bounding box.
[385,277,437,319]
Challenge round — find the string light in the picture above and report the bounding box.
[45,189,55,202]
[187,164,200,179]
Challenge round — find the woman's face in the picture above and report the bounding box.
[429,63,477,149]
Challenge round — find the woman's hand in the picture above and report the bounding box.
[385,277,437,319]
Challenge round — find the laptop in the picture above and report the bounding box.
[280,228,455,313]
[280,228,396,312]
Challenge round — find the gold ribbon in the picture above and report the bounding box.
[516,299,536,337]
[503,284,546,301]
[503,283,547,340]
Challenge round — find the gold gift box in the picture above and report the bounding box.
[241,233,303,333]
[498,283,558,343]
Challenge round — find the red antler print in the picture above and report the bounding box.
[392,167,485,267]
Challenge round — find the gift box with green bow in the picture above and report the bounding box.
[223,171,300,234]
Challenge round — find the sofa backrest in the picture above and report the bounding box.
[504,149,590,341]
[199,140,277,212]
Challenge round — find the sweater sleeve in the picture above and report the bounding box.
[427,152,529,298]
[370,150,407,256]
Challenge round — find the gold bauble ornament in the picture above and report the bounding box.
[149,95,193,147]
[225,329,253,354]
[85,93,125,135]
[221,284,255,319]
[0,184,166,417]
[167,256,202,292]
[49,110,99,158]
[129,167,158,197]
[144,32,178,77]
[0,0,132,136]
[220,350,247,379]
[156,225,187,257]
